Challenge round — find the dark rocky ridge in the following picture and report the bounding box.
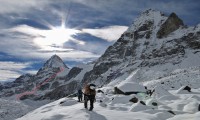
[65,67,82,82]
[43,81,78,100]
[157,12,184,38]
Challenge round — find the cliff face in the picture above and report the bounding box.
[82,9,200,86]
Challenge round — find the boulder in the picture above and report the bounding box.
[198,104,200,111]
[116,82,146,95]
[176,86,192,94]
[129,97,139,103]
[168,110,176,115]
[140,101,146,105]
[183,86,191,92]
[114,87,125,94]
[152,102,158,106]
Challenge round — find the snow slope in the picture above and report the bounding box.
[0,97,50,120]
[17,86,200,120]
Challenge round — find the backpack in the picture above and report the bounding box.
[84,84,96,95]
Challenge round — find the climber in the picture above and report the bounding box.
[83,84,96,111]
[77,89,83,102]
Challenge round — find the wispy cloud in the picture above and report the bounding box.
[0,24,99,61]
[82,26,128,42]
[0,24,126,62]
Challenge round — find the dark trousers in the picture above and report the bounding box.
[78,95,82,102]
[84,95,94,110]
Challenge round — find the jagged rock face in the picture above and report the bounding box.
[14,74,33,84]
[43,81,78,100]
[82,9,200,85]
[183,32,200,49]
[51,81,60,89]
[157,13,184,38]
[82,9,167,84]
[65,67,82,82]
[39,83,50,91]
[2,90,15,97]
[82,61,119,84]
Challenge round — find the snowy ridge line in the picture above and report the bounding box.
[16,67,65,100]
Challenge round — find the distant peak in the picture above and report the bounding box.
[142,9,158,13]
[169,12,177,17]
[51,54,60,59]
[43,55,69,69]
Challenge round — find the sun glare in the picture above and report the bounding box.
[12,9,86,51]
[32,9,87,51]
[34,26,83,50]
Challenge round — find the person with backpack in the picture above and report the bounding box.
[83,84,96,111]
[77,89,83,102]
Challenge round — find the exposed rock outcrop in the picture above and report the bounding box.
[43,81,78,100]
[157,12,184,38]
[65,67,82,82]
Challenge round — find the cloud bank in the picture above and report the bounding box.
[0,62,33,81]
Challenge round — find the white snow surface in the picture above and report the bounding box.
[16,87,200,120]
[117,82,146,92]
[0,97,50,120]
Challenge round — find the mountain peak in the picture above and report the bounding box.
[43,54,69,69]
[127,9,166,33]
[141,9,164,16]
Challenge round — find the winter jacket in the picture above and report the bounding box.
[84,85,96,95]
[77,90,83,96]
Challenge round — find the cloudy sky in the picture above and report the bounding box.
[0,0,200,81]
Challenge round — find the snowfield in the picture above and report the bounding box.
[16,85,200,120]
[0,97,50,120]
[2,65,200,120]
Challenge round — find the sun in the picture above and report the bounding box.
[33,10,85,51]
[33,25,84,51]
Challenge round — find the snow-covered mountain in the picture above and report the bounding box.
[82,9,200,89]
[0,55,70,99]
[0,54,95,101]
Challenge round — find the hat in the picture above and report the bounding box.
[90,86,96,90]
